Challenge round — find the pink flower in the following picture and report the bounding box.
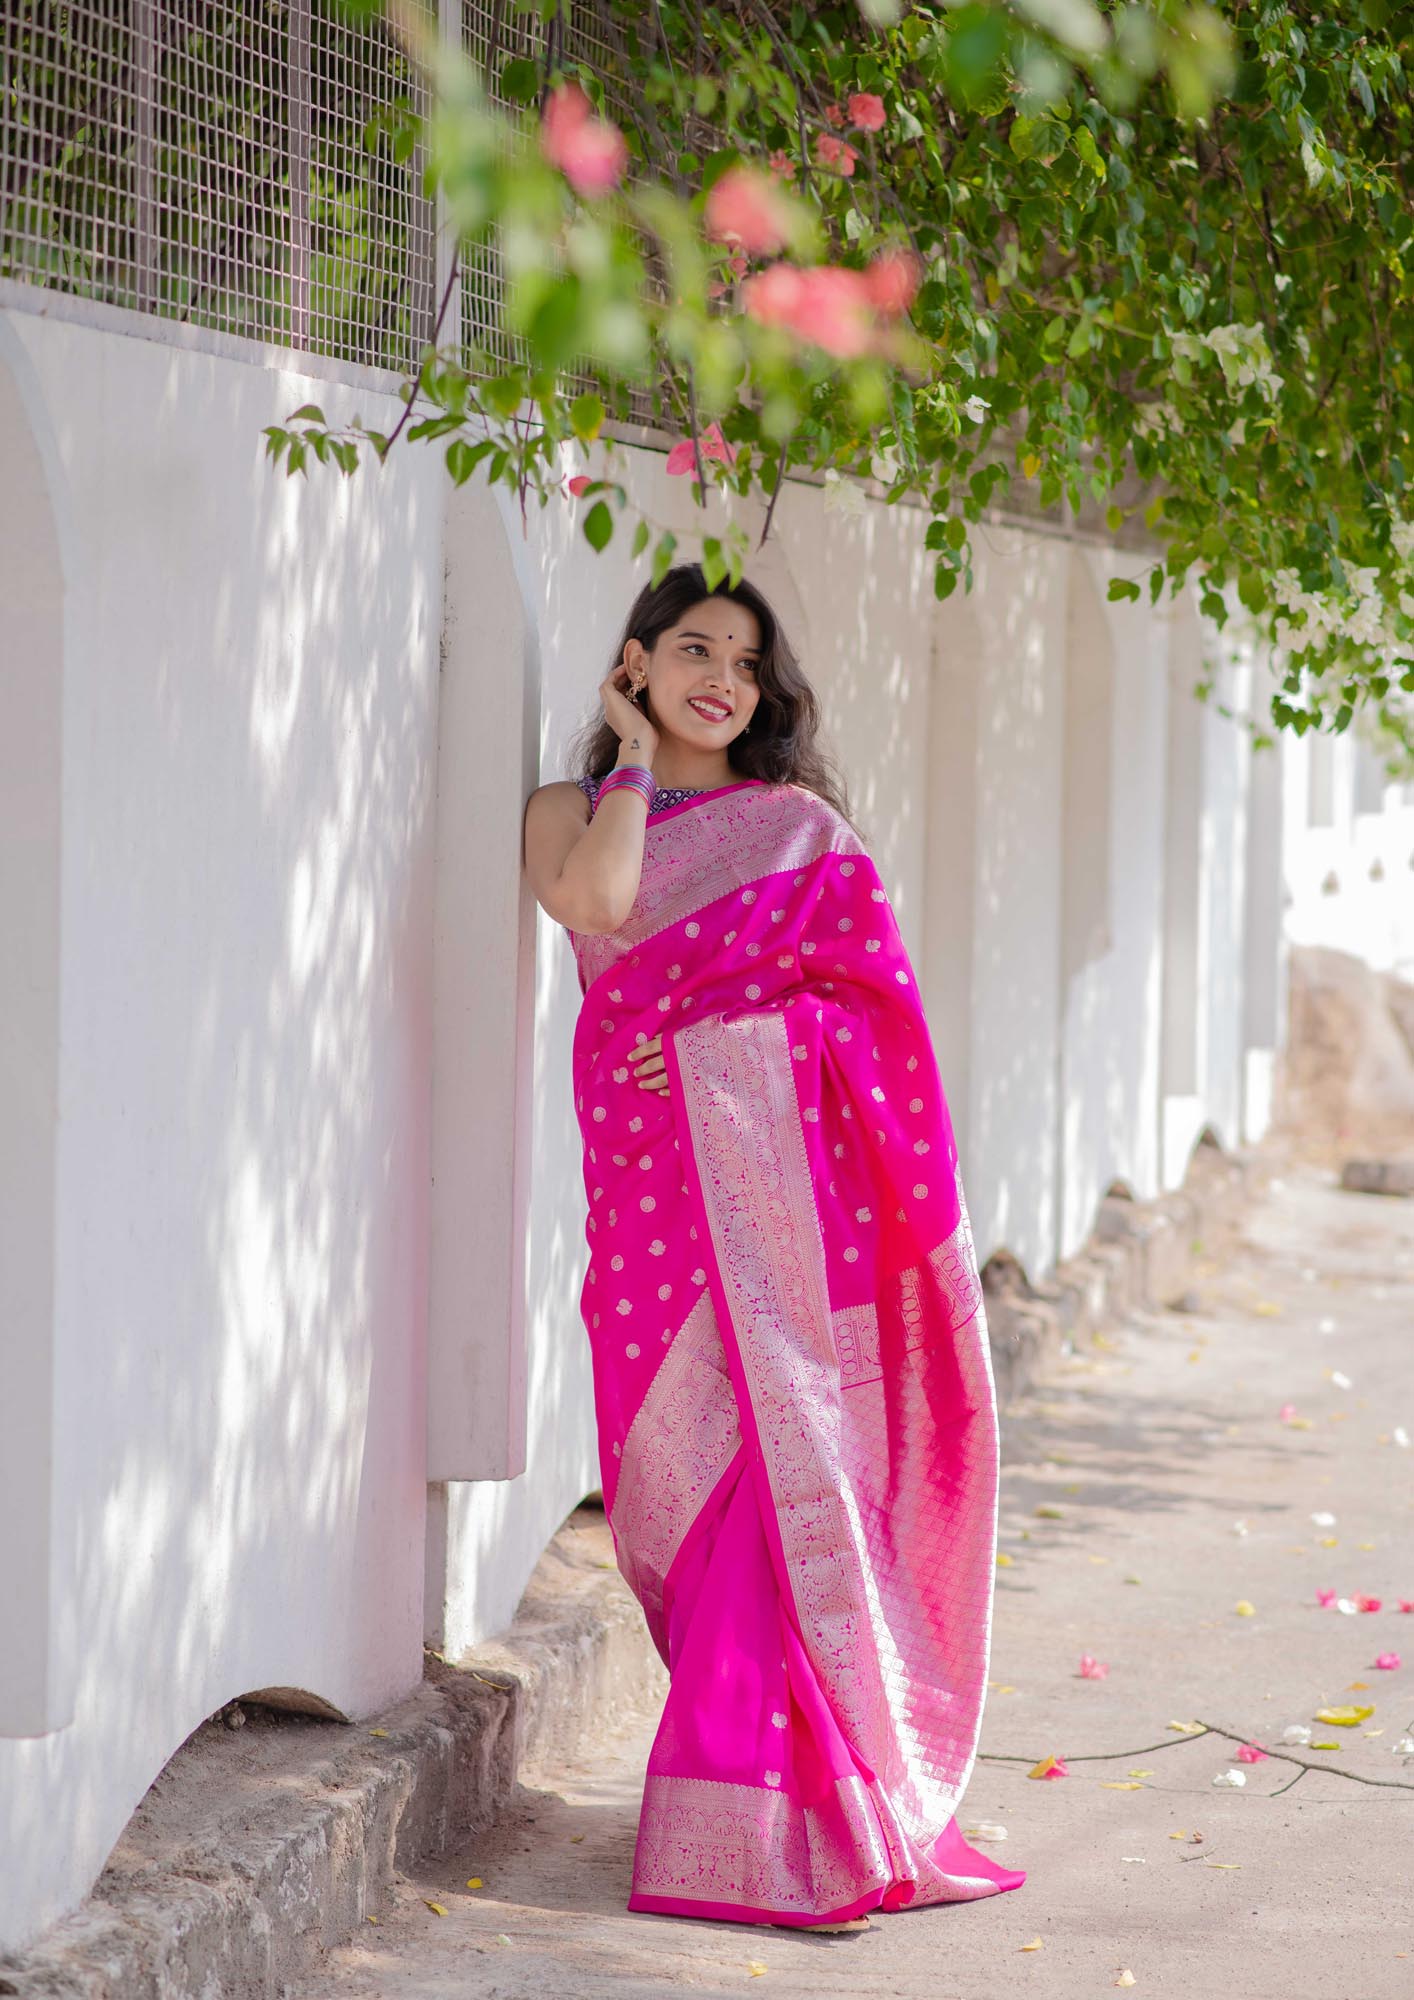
[1316,1589,1338,1607]
[1236,1742,1269,1762]
[767,149,797,180]
[664,421,737,477]
[540,82,628,196]
[816,133,858,177]
[1375,1652,1402,1670]
[1278,1403,1297,1421]
[1357,1595,1383,1613]
[749,262,878,358]
[864,246,923,315]
[1078,1654,1109,1680]
[823,101,846,129]
[705,166,797,256]
[566,474,593,497]
[848,92,886,131]
[1400,1601,1414,1614]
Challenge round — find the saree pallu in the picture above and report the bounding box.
[566,777,1025,1925]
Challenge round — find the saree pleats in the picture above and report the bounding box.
[569,780,1025,1923]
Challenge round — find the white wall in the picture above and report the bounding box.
[0,307,443,1952]
[1282,721,1414,981]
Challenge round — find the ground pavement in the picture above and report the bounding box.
[294,1148,1414,2000]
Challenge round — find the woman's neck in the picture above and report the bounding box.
[642,747,739,792]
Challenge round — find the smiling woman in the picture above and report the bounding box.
[520,565,1025,1930]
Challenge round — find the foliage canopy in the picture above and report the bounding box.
[268,0,1414,766]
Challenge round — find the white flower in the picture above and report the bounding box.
[821,466,867,517]
[963,394,991,423]
[1310,1511,1336,1527]
[1394,1736,1414,1755]
[1281,1724,1312,1746]
[870,444,901,485]
[1212,1768,1247,1788]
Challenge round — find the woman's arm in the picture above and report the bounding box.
[523,664,661,935]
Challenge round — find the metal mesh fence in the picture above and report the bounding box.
[2,0,435,369]
[1,0,694,423]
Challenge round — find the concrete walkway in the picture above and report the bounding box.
[293,1149,1414,1999]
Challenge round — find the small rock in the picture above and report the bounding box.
[1339,1159,1414,1198]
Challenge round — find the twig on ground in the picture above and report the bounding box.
[979,1719,1414,1794]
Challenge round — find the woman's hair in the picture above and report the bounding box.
[566,564,861,836]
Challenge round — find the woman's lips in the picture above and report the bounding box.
[688,697,732,721]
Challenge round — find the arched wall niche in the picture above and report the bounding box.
[0,325,74,1739]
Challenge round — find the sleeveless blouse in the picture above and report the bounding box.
[574,771,708,816]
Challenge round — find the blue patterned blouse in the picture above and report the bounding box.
[574,771,709,817]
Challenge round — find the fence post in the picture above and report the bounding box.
[289,0,311,350]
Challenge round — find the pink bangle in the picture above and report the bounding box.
[596,765,655,811]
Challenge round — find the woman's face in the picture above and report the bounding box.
[632,597,764,745]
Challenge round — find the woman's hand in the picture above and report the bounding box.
[600,658,660,758]
[628,1033,670,1096]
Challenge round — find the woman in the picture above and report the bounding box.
[523,565,1025,1931]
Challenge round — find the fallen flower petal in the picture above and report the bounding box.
[1028,1755,1069,1780]
[1234,1600,1257,1617]
[1167,1719,1205,1734]
[466,1877,483,1889]
[1357,1596,1383,1613]
[1330,1370,1353,1389]
[1102,1781,1146,1790]
[1236,1743,1269,1762]
[422,1899,448,1916]
[1115,1974,1137,1989]
[1393,1736,1414,1754]
[1206,1861,1242,1870]
[1336,1598,1359,1614]
[1316,1589,1338,1606]
[1211,1769,1246,1787]
[965,1821,1008,1841]
[1393,1426,1410,1448]
[1374,1653,1402,1670]
[1278,1403,1297,1420]
[1281,1724,1312,1744]
[1078,1654,1110,1679]
[1400,1601,1414,1614]
[1311,1512,1337,1527]
[1313,1705,1374,1725]
[1310,1739,1340,1749]
[1019,1938,1045,1952]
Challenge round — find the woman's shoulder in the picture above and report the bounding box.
[527,775,594,813]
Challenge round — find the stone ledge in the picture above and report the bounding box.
[0,1512,664,2000]
[984,1137,1267,1403]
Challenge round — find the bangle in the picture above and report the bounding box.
[596,765,655,812]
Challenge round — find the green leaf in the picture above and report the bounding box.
[583,500,614,553]
[701,537,728,591]
[632,519,651,557]
[1107,577,1142,603]
[499,58,539,103]
[289,404,326,425]
[569,392,605,444]
[651,530,679,589]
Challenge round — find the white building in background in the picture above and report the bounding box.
[5,75,1413,1981]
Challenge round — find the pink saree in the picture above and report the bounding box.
[566,777,1025,1925]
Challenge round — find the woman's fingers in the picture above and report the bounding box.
[626,1033,669,1095]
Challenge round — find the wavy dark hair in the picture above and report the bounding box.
[566,564,862,838]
